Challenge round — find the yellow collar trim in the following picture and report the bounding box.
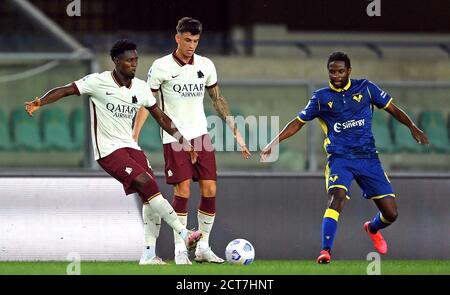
[329,80,351,92]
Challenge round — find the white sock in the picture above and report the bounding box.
[174,215,188,254]
[197,211,215,250]
[147,194,185,234]
[142,246,156,259]
[142,203,161,248]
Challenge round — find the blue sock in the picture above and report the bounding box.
[369,212,392,233]
[322,208,339,251]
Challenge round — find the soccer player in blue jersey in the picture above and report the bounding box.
[260,52,429,264]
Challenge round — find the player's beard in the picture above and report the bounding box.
[127,72,135,79]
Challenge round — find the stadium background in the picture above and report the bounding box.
[0,0,449,267]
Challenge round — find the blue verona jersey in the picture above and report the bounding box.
[297,79,393,158]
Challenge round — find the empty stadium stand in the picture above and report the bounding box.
[41,108,75,151]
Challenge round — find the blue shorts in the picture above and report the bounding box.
[325,156,395,200]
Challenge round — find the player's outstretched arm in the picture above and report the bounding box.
[24,84,78,117]
[260,118,305,162]
[384,102,429,145]
[146,105,198,164]
[207,84,251,159]
[132,106,150,143]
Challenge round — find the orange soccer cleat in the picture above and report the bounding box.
[364,221,388,255]
[316,249,331,264]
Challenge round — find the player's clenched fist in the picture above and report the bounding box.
[24,97,41,116]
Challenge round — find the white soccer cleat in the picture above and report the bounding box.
[139,255,167,265]
[195,247,225,264]
[175,250,192,265]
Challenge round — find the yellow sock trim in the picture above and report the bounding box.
[198,209,216,217]
[324,208,340,221]
[146,192,161,202]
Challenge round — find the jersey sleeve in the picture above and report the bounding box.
[297,93,320,123]
[72,73,99,96]
[367,81,393,109]
[205,59,218,88]
[140,83,157,110]
[147,62,164,92]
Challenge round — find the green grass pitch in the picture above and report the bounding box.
[0,260,449,275]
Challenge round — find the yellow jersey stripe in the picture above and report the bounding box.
[384,172,391,183]
[296,116,307,123]
[324,162,330,191]
[324,208,340,221]
[318,118,328,135]
[383,97,393,109]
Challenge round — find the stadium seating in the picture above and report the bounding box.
[448,113,450,146]
[138,116,162,152]
[11,108,44,151]
[71,107,85,150]
[372,110,396,153]
[41,108,75,151]
[0,109,14,150]
[391,112,425,153]
[420,111,450,153]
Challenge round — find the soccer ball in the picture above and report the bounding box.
[225,238,255,265]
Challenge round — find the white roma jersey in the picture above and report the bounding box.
[147,52,217,144]
[73,71,157,160]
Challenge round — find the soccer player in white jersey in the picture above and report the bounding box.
[24,39,202,265]
[133,17,251,264]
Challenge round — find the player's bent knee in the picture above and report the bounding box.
[384,210,398,223]
[327,188,347,211]
[201,186,216,197]
[328,188,347,202]
[132,172,160,202]
[132,172,152,189]
[175,181,191,197]
[176,187,190,197]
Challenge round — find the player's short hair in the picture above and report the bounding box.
[110,39,137,60]
[176,17,202,35]
[327,51,351,69]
